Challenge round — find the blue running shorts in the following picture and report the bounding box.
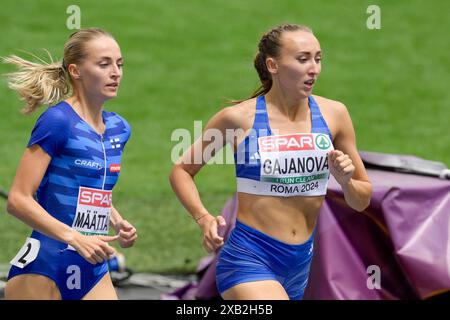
[216,220,314,300]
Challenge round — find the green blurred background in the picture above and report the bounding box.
[0,0,449,273]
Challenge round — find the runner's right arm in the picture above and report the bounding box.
[169,106,240,252]
[7,145,118,264]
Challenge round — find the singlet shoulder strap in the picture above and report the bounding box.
[252,95,272,135]
[309,95,333,140]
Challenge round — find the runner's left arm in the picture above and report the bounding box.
[330,102,372,212]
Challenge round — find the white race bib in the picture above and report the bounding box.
[71,186,111,236]
[256,133,333,196]
[10,237,40,268]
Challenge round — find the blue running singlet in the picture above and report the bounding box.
[216,220,315,300]
[234,95,333,197]
[8,100,131,300]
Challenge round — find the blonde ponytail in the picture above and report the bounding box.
[2,52,70,114]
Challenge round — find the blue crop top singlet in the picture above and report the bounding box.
[234,95,334,197]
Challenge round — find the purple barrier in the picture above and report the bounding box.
[163,153,450,300]
[305,169,450,299]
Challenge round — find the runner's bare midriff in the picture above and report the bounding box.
[236,192,324,245]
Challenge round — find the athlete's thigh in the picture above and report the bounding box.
[221,280,289,300]
[82,272,118,300]
[5,274,61,300]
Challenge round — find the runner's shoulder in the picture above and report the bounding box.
[43,102,71,121]
[312,95,348,118]
[103,110,132,138]
[104,110,130,127]
[35,103,71,133]
[211,98,257,130]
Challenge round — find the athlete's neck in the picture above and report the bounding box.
[66,93,105,134]
[265,87,309,122]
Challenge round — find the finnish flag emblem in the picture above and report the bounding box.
[110,138,121,149]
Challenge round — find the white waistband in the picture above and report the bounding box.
[236,177,328,197]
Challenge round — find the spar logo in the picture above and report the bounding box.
[78,187,112,208]
[315,134,331,150]
[259,134,315,152]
